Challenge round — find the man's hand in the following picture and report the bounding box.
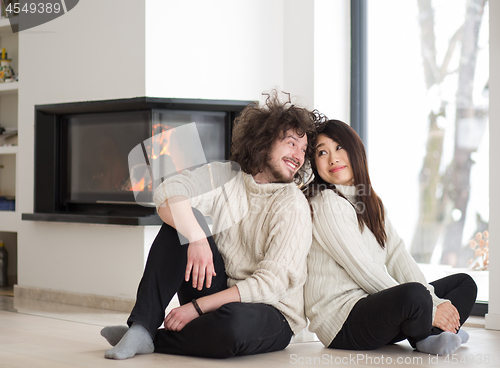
[185,238,216,290]
[158,196,216,290]
[164,303,199,331]
[433,301,460,333]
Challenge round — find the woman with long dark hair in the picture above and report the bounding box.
[304,120,477,355]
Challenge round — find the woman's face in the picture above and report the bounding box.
[315,134,354,186]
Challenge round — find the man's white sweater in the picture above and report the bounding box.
[305,185,448,347]
[153,162,312,334]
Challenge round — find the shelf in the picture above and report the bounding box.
[22,213,163,226]
[0,82,18,96]
[0,146,17,154]
[0,210,20,232]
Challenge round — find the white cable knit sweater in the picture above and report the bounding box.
[304,185,448,347]
[153,162,312,334]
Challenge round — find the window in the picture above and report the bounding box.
[365,0,489,302]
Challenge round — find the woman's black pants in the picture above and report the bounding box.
[127,209,293,358]
[329,274,478,350]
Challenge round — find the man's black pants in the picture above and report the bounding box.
[127,209,293,358]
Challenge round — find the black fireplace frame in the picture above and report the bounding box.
[22,97,252,225]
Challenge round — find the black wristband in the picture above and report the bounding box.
[192,299,204,316]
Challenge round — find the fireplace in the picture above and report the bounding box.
[22,97,251,225]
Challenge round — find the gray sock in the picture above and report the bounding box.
[457,329,469,344]
[104,323,154,360]
[416,332,462,355]
[101,325,129,346]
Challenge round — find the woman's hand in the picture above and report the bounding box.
[433,301,461,332]
[164,303,199,331]
[185,238,216,290]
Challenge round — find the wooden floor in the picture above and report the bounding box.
[1,293,499,367]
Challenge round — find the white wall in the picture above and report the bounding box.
[145,0,351,111]
[283,0,314,107]
[485,0,500,330]
[145,0,285,102]
[314,0,351,122]
[17,0,152,299]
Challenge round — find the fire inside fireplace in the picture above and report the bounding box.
[64,110,226,206]
[22,97,251,225]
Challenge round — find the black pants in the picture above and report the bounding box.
[127,209,293,358]
[329,273,477,350]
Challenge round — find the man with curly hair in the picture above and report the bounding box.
[101,92,318,359]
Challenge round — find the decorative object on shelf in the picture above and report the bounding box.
[0,48,15,83]
[0,125,17,146]
[468,230,489,271]
[0,239,8,287]
[0,196,15,211]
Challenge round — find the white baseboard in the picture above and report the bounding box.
[13,285,135,313]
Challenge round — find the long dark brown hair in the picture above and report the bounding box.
[305,120,387,248]
[230,91,319,185]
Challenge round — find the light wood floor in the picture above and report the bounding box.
[1,293,499,367]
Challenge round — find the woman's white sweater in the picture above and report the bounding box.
[153,162,312,334]
[304,185,448,347]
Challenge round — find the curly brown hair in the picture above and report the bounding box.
[230,91,321,184]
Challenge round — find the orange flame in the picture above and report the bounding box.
[131,177,146,192]
[129,125,177,192]
[151,128,174,160]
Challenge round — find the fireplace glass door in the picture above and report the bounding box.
[64,110,152,205]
